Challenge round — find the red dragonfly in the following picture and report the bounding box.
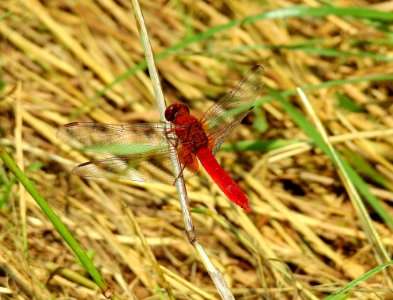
[58,65,264,211]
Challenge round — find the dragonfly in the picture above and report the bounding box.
[58,65,264,211]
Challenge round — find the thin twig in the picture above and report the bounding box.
[129,0,235,298]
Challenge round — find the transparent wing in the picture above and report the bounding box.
[71,152,198,184]
[57,122,175,155]
[57,122,198,183]
[200,65,264,153]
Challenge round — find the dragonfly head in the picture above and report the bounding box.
[165,103,190,122]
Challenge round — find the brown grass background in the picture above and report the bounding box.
[1,0,393,299]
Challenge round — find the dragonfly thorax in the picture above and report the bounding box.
[165,103,209,151]
[175,119,209,153]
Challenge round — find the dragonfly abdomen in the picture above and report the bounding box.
[196,147,251,211]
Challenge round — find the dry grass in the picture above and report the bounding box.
[1,0,393,299]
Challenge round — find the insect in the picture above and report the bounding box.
[58,65,264,211]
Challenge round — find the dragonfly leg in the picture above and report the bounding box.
[164,128,180,148]
[172,152,198,185]
[172,162,188,185]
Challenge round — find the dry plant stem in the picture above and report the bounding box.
[129,0,194,239]
[14,82,28,254]
[130,0,235,299]
[296,88,393,284]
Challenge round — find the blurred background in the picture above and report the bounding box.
[1,0,393,299]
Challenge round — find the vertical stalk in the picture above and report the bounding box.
[129,0,235,298]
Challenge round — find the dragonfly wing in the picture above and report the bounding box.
[58,122,200,183]
[71,152,198,184]
[57,122,175,155]
[208,119,245,154]
[200,65,264,152]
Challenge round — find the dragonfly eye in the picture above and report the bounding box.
[165,103,190,121]
[165,104,177,121]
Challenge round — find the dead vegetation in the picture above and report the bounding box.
[1,0,393,299]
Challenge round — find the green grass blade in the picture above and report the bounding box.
[0,171,16,209]
[208,42,393,63]
[342,149,390,189]
[221,139,296,152]
[325,260,393,300]
[0,145,109,295]
[244,6,393,22]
